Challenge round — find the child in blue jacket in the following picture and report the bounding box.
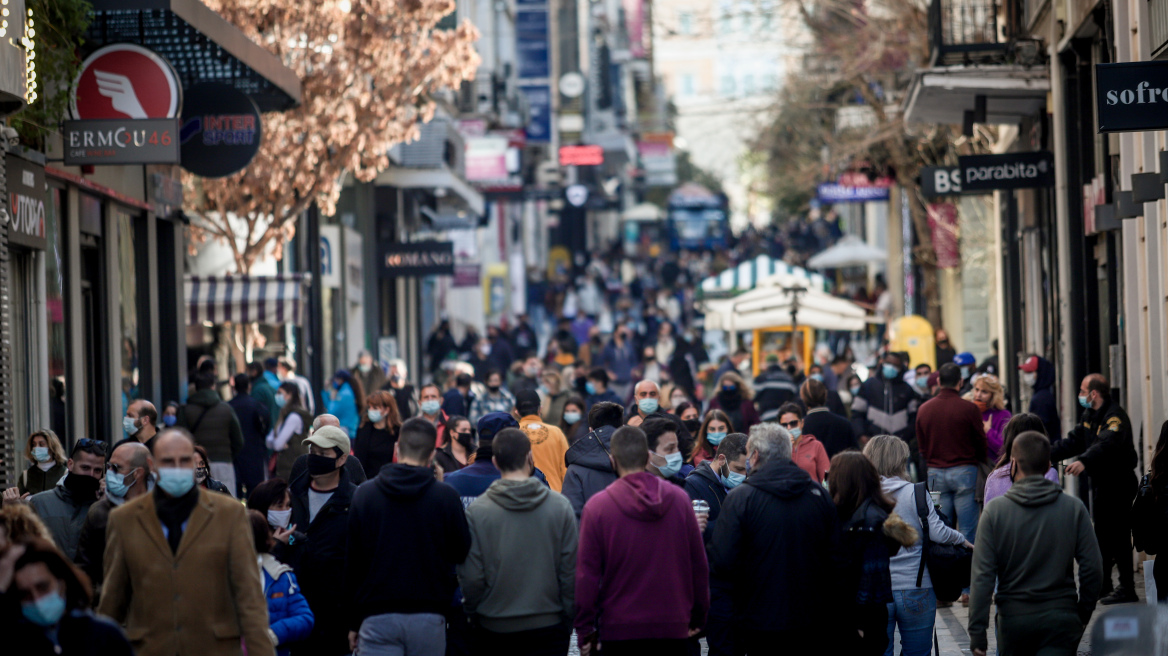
[250,510,314,655]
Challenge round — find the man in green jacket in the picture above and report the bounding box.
[178,372,244,497]
[968,431,1103,656]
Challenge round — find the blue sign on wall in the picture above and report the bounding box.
[520,84,552,143]
[816,183,891,203]
[516,10,549,79]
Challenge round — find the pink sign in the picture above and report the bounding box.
[464,136,509,182]
[623,0,645,58]
[927,202,960,269]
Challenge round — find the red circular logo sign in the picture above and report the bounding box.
[72,44,181,120]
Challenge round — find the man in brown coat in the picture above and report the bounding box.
[98,428,273,656]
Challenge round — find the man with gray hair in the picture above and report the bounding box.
[708,422,842,653]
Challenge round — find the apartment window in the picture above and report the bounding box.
[720,74,736,96]
[742,74,756,95]
[680,74,697,97]
[678,11,694,35]
[719,12,732,34]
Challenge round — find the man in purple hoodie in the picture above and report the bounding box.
[575,425,709,656]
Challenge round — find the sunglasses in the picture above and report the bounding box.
[780,421,800,429]
[72,438,107,456]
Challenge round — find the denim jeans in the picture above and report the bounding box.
[928,464,979,544]
[357,612,446,656]
[885,588,937,656]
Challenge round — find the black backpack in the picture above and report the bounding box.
[1132,473,1167,555]
[914,483,974,602]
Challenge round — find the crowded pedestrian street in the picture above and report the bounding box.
[6,0,1168,655]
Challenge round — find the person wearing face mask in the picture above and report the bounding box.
[807,365,848,417]
[98,429,274,656]
[1018,355,1061,445]
[115,399,158,451]
[675,402,702,436]
[911,364,933,401]
[1050,373,1139,605]
[778,403,829,484]
[246,478,302,564]
[27,440,106,561]
[512,356,544,397]
[690,410,733,466]
[470,369,517,426]
[3,537,135,655]
[684,433,748,541]
[14,430,67,498]
[351,350,387,403]
[641,417,687,487]
[353,391,403,480]
[934,329,957,370]
[625,379,663,424]
[266,383,312,481]
[248,511,315,656]
[287,426,358,655]
[324,370,366,440]
[964,374,1011,462]
[561,403,623,519]
[515,390,571,492]
[540,370,572,429]
[851,352,920,452]
[800,379,858,459]
[440,373,474,424]
[194,445,232,495]
[842,374,863,407]
[708,372,761,436]
[559,397,589,444]
[75,442,153,599]
[582,368,622,410]
[468,338,495,384]
[383,359,419,420]
[753,354,798,423]
[574,425,709,656]
[953,352,977,394]
[434,416,476,475]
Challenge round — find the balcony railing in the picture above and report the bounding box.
[1153,0,1168,58]
[929,0,1010,66]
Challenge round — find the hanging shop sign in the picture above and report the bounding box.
[921,166,964,196]
[559,145,604,166]
[519,84,552,144]
[516,9,550,79]
[1095,61,1168,133]
[816,183,890,203]
[5,152,47,250]
[379,241,455,277]
[958,151,1054,191]
[180,82,262,178]
[65,44,182,165]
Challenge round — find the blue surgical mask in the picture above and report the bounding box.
[163,415,177,427]
[563,411,582,425]
[123,416,138,437]
[421,400,441,415]
[789,427,802,439]
[367,409,384,423]
[157,467,196,497]
[274,394,287,408]
[105,468,136,499]
[1078,394,1090,408]
[850,385,861,396]
[809,373,824,383]
[882,364,898,380]
[638,398,659,414]
[916,377,929,389]
[21,590,66,627]
[32,446,50,463]
[654,451,684,478]
[961,366,972,379]
[586,382,598,395]
[706,431,727,446]
[721,469,746,489]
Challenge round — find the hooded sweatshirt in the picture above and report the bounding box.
[575,471,709,645]
[967,476,1103,652]
[1027,356,1061,443]
[345,463,471,629]
[562,425,619,518]
[459,478,577,632]
[519,415,570,492]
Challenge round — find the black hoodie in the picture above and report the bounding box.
[562,425,618,519]
[708,459,842,634]
[1027,356,1061,443]
[345,463,471,628]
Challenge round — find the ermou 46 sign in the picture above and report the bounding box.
[1096,61,1168,133]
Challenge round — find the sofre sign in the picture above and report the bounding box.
[379,241,455,277]
[1096,61,1168,132]
[957,152,1055,192]
[64,44,181,165]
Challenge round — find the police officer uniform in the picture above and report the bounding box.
[1051,399,1139,601]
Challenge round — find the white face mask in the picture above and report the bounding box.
[1022,372,1037,387]
[267,508,292,528]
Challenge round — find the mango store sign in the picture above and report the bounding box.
[378,241,455,277]
[1096,61,1168,133]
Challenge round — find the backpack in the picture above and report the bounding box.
[914,482,974,602]
[1132,473,1168,555]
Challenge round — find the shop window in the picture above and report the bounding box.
[46,186,68,442]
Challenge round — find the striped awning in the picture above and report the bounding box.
[184,274,311,325]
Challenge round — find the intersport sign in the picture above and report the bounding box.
[958,152,1055,192]
[1096,61,1168,133]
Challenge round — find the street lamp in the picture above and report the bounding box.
[782,283,807,358]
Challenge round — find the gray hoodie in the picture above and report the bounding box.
[458,476,578,632]
[967,476,1103,652]
[881,476,966,590]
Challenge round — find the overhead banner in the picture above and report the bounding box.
[6,152,46,250]
[515,9,550,79]
[816,183,890,203]
[519,84,552,143]
[920,165,964,196]
[1096,61,1168,133]
[378,241,455,277]
[180,82,262,178]
[958,151,1055,191]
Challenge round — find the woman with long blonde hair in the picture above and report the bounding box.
[964,374,1011,461]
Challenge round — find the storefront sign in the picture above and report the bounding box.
[5,152,46,250]
[816,183,890,203]
[379,241,455,277]
[921,166,964,196]
[520,84,552,143]
[958,152,1054,191]
[560,145,604,166]
[453,263,481,287]
[1096,61,1168,132]
[465,136,510,182]
[516,10,550,79]
[180,82,262,178]
[62,118,181,165]
[72,44,181,119]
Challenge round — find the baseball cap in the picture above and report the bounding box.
[953,352,976,366]
[303,425,350,454]
[1019,355,1039,373]
[477,412,519,443]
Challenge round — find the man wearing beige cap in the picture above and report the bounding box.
[289,425,358,656]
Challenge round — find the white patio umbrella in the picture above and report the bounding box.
[806,235,887,269]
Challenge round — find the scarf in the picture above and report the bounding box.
[154,485,199,554]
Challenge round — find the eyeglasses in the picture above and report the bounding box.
[780,421,800,429]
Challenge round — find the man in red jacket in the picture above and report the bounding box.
[916,363,987,553]
[575,425,709,656]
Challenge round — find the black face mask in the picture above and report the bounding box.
[307,453,339,477]
[683,419,702,435]
[456,431,476,451]
[487,384,501,393]
[64,472,101,499]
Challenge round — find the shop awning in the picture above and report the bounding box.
[185,274,311,325]
[701,274,869,332]
[87,0,302,111]
[699,255,827,297]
